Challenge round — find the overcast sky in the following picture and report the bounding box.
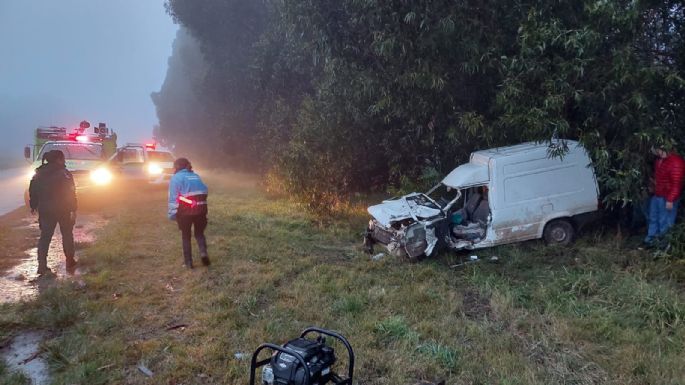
[0,0,177,155]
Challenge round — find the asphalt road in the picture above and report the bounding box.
[0,167,29,215]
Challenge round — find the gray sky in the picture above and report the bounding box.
[0,0,177,155]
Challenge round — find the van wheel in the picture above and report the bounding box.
[543,219,574,246]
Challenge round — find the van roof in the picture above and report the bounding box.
[471,139,581,162]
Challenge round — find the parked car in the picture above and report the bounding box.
[106,143,175,186]
[145,149,175,184]
[363,140,600,261]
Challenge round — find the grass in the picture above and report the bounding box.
[0,361,30,385]
[0,172,684,384]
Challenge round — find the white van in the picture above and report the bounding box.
[363,140,600,261]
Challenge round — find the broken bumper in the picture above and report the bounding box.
[364,219,439,261]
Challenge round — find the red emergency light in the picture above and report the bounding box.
[145,143,156,150]
[179,196,195,207]
[75,135,89,143]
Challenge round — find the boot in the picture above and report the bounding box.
[201,255,210,266]
[197,236,209,267]
[65,256,77,273]
[184,257,194,269]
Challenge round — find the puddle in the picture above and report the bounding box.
[0,214,107,304]
[1,331,50,385]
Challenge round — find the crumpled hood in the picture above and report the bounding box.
[368,193,442,227]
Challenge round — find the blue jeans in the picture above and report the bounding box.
[645,196,679,243]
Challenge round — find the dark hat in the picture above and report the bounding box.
[43,150,65,164]
[173,157,192,172]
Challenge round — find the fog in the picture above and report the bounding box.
[0,0,177,162]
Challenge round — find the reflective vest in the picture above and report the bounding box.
[168,169,208,219]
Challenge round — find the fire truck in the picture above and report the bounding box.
[24,121,119,202]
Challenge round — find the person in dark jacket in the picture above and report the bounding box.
[168,158,209,268]
[644,146,685,246]
[29,150,77,275]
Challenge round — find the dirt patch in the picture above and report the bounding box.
[0,331,50,385]
[0,213,107,304]
[462,289,493,320]
[512,318,608,384]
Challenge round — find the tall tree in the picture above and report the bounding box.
[151,28,209,160]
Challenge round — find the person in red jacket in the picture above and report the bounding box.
[644,147,685,246]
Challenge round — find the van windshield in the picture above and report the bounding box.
[426,184,461,209]
[39,143,103,161]
[148,151,174,162]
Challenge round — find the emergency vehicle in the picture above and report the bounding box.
[107,142,175,185]
[24,121,119,204]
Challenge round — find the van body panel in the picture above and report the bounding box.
[485,141,598,244]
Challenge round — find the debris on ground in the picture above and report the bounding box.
[371,253,385,261]
[234,352,247,360]
[137,364,154,377]
[97,363,115,371]
[451,255,501,268]
[165,324,188,331]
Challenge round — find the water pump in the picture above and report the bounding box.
[249,327,354,385]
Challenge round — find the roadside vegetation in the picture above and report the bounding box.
[1,173,683,384]
[153,0,685,252]
[156,1,685,210]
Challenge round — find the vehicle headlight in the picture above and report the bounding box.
[90,168,113,185]
[27,169,36,181]
[147,162,163,175]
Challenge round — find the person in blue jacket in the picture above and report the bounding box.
[168,158,209,268]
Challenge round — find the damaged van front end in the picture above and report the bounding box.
[364,160,491,261]
[363,192,459,262]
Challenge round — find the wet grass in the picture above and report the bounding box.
[1,172,684,384]
[0,361,30,385]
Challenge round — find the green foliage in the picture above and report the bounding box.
[0,361,30,385]
[374,315,419,343]
[417,341,460,371]
[157,0,685,208]
[23,287,82,329]
[664,220,685,258]
[496,1,685,205]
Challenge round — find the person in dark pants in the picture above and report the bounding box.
[168,158,209,268]
[29,150,77,275]
[644,146,685,247]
